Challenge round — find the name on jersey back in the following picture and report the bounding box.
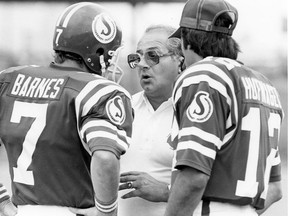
[9,73,66,100]
[241,76,282,109]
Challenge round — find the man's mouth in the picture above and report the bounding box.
[141,74,151,80]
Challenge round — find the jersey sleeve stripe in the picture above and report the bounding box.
[177,141,216,159]
[81,119,131,148]
[80,120,131,152]
[86,131,128,152]
[173,63,238,145]
[75,79,111,120]
[172,63,206,98]
[81,119,129,138]
[174,74,232,109]
[75,79,131,126]
[179,127,223,149]
[75,79,115,153]
[82,85,127,117]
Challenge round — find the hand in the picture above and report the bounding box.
[69,206,117,216]
[0,199,17,216]
[119,171,169,202]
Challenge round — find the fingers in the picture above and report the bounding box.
[119,181,138,190]
[120,175,138,183]
[121,190,141,199]
[119,171,147,191]
[120,171,141,177]
[118,183,127,191]
[0,199,18,216]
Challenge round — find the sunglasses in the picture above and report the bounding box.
[127,50,173,69]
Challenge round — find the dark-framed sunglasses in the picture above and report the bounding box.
[127,50,173,69]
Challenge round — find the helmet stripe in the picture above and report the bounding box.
[56,4,77,27]
[62,2,94,28]
[56,2,94,27]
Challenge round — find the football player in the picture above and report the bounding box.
[0,2,133,216]
[166,0,284,215]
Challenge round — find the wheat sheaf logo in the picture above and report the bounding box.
[106,96,126,125]
[92,13,117,44]
[187,91,213,123]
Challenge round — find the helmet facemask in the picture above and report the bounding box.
[102,46,124,84]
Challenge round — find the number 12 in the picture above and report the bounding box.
[236,107,281,198]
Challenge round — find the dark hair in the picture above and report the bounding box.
[181,12,241,59]
[54,51,83,65]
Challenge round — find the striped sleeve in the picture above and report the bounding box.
[80,119,131,158]
[75,78,133,158]
[0,183,10,203]
[173,63,238,144]
[171,61,238,175]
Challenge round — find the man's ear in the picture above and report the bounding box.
[178,56,185,73]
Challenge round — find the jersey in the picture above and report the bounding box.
[0,63,133,208]
[170,57,283,209]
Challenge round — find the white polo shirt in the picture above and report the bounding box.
[118,91,174,216]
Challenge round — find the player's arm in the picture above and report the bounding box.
[71,89,133,216]
[164,167,209,216]
[69,150,120,216]
[256,148,282,215]
[256,181,282,215]
[0,184,17,216]
[92,150,119,214]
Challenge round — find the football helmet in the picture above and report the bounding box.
[53,2,123,82]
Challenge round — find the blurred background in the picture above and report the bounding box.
[0,0,287,215]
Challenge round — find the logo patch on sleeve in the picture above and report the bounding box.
[187,91,213,123]
[106,96,126,125]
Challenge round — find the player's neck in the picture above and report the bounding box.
[54,59,89,72]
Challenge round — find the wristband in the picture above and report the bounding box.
[0,184,10,203]
[95,197,118,213]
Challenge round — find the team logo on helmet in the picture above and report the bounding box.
[106,96,126,125]
[187,91,213,123]
[92,13,117,44]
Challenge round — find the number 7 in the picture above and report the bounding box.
[11,101,48,185]
[55,28,63,46]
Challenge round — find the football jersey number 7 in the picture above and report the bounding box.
[10,101,48,186]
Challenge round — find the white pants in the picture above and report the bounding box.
[193,201,258,216]
[16,205,76,216]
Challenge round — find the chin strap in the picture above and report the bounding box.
[98,46,124,83]
[99,55,106,76]
[107,46,124,83]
